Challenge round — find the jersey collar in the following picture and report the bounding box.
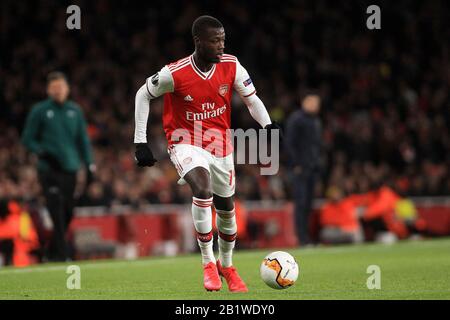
[190,55,216,80]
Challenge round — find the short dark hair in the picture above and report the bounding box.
[192,15,223,38]
[300,89,320,101]
[47,71,68,84]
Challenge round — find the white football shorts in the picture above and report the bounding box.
[167,143,235,198]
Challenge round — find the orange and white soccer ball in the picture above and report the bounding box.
[260,251,299,289]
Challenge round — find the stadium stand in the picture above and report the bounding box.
[0,0,449,264]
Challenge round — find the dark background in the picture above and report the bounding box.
[1,0,449,207]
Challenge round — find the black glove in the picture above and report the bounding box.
[135,143,157,167]
[264,122,283,140]
[39,151,62,170]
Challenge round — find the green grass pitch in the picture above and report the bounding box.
[1,238,449,300]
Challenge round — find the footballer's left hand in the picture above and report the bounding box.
[264,121,283,140]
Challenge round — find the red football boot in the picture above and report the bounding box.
[203,262,222,291]
[217,260,248,293]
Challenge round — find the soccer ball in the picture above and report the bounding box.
[260,251,299,289]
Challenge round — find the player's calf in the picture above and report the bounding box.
[191,196,222,291]
[216,208,237,267]
[192,197,216,265]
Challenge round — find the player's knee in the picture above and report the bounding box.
[217,210,235,219]
[193,187,213,200]
[213,194,234,211]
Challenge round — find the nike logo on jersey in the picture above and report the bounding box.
[184,95,194,102]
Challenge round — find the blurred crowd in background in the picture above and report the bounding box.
[1,0,449,210]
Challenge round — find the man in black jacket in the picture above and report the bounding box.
[285,91,322,246]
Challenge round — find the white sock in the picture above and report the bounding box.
[192,197,215,265]
[216,208,237,268]
[197,238,215,265]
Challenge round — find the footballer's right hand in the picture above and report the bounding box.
[135,143,157,167]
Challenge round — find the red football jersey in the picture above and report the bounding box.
[143,53,257,157]
[164,54,238,157]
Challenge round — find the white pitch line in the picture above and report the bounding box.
[0,258,182,275]
[1,240,448,275]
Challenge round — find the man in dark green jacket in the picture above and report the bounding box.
[21,71,95,261]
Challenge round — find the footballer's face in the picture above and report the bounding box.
[196,27,225,63]
[47,78,70,104]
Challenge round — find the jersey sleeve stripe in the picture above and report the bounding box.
[243,90,257,98]
[221,54,236,59]
[145,78,156,98]
[168,60,189,70]
[171,56,190,66]
[169,61,191,73]
[168,60,190,72]
[168,57,190,71]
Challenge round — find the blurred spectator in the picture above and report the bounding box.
[359,185,427,242]
[78,182,111,207]
[319,184,428,244]
[319,186,363,244]
[360,185,407,240]
[0,199,39,267]
[0,0,448,211]
[395,198,427,236]
[285,91,322,245]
